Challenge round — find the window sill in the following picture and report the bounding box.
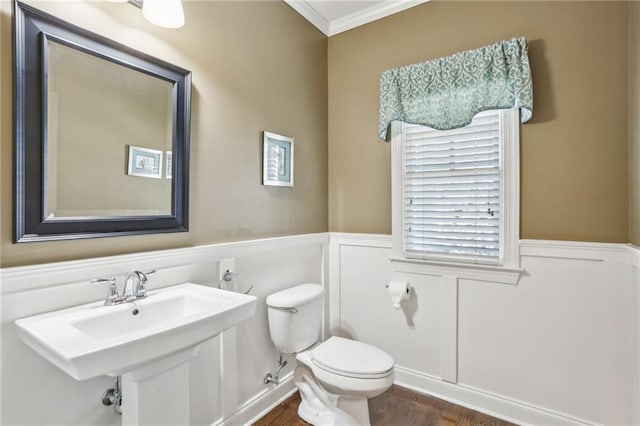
[389,257,522,285]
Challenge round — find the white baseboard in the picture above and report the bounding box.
[394,366,598,426]
[214,373,296,426]
[212,363,597,426]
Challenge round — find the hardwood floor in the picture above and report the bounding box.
[255,385,515,426]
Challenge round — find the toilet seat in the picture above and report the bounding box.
[311,337,394,379]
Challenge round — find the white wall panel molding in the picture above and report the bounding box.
[328,233,392,334]
[5,233,631,425]
[321,241,331,340]
[331,234,631,285]
[218,373,296,426]
[520,239,629,262]
[329,232,392,247]
[628,244,640,271]
[439,276,458,383]
[395,366,597,426]
[328,233,342,334]
[1,234,326,426]
[628,245,640,425]
[390,257,522,285]
[330,233,637,426]
[330,234,631,263]
[1,233,329,295]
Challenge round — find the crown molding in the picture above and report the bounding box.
[284,0,430,37]
[329,0,429,36]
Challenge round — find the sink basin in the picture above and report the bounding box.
[15,283,257,380]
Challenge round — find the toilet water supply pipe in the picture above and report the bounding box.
[264,355,288,385]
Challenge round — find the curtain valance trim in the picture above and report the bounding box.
[379,37,533,141]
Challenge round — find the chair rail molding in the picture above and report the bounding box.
[1,233,329,295]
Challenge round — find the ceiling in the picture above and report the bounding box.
[284,0,430,37]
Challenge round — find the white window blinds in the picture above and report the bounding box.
[403,110,503,264]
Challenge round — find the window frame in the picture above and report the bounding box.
[391,108,521,283]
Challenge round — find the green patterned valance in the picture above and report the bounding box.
[379,37,533,140]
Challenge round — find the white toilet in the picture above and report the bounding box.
[266,283,394,426]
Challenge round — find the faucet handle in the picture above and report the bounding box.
[91,277,121,306]
[135,275,148,299]
[138,270,156,281]
[91,277,116,284]
[132,270,155,299]
[136,282,147,298]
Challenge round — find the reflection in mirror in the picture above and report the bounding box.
[14,1,191,242]
[46,40,174,218]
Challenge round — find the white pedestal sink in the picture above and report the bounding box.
[15,283,257,425]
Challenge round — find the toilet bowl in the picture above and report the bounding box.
[266,284,394,426]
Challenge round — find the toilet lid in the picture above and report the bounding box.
[311,337,394,378]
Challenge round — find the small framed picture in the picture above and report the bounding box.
[263,131,294,187]
[127,145,163,179]
[166,151,173,179]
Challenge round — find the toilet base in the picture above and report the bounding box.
[298,397,370,426]
[294,363,372,426]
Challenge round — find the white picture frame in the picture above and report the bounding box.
[262,131,294,187]
[166,151,173,179]
[127,145,163,179]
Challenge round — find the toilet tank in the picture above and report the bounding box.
[266,284,324,353]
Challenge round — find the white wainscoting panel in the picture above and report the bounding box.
[2,233,637,426]
[0,234,328,426]
[337,243,442,379]
[330,233,639,426]
[627,244,640,426]
[439,276,458,384]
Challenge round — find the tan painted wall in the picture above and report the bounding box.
[630,1,640,245]
[0,0,328,267]
[328,1,629,242]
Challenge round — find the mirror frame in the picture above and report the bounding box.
[14,1,191,242]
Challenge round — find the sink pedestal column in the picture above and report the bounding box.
[120,347,198,426]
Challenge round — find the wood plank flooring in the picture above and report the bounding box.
[255,385,515,426]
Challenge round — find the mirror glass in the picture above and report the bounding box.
[14,1,191,242]
[45,40,173,218]
[45,40,174,218]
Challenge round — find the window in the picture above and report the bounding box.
[391,109,520,270]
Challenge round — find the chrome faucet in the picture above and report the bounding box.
[123,271,151,302]
[92,270,155,306]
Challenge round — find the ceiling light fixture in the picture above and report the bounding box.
[141,0,185,29]
[108,0,185,29]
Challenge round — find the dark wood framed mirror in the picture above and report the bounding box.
[14,1,191,242]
